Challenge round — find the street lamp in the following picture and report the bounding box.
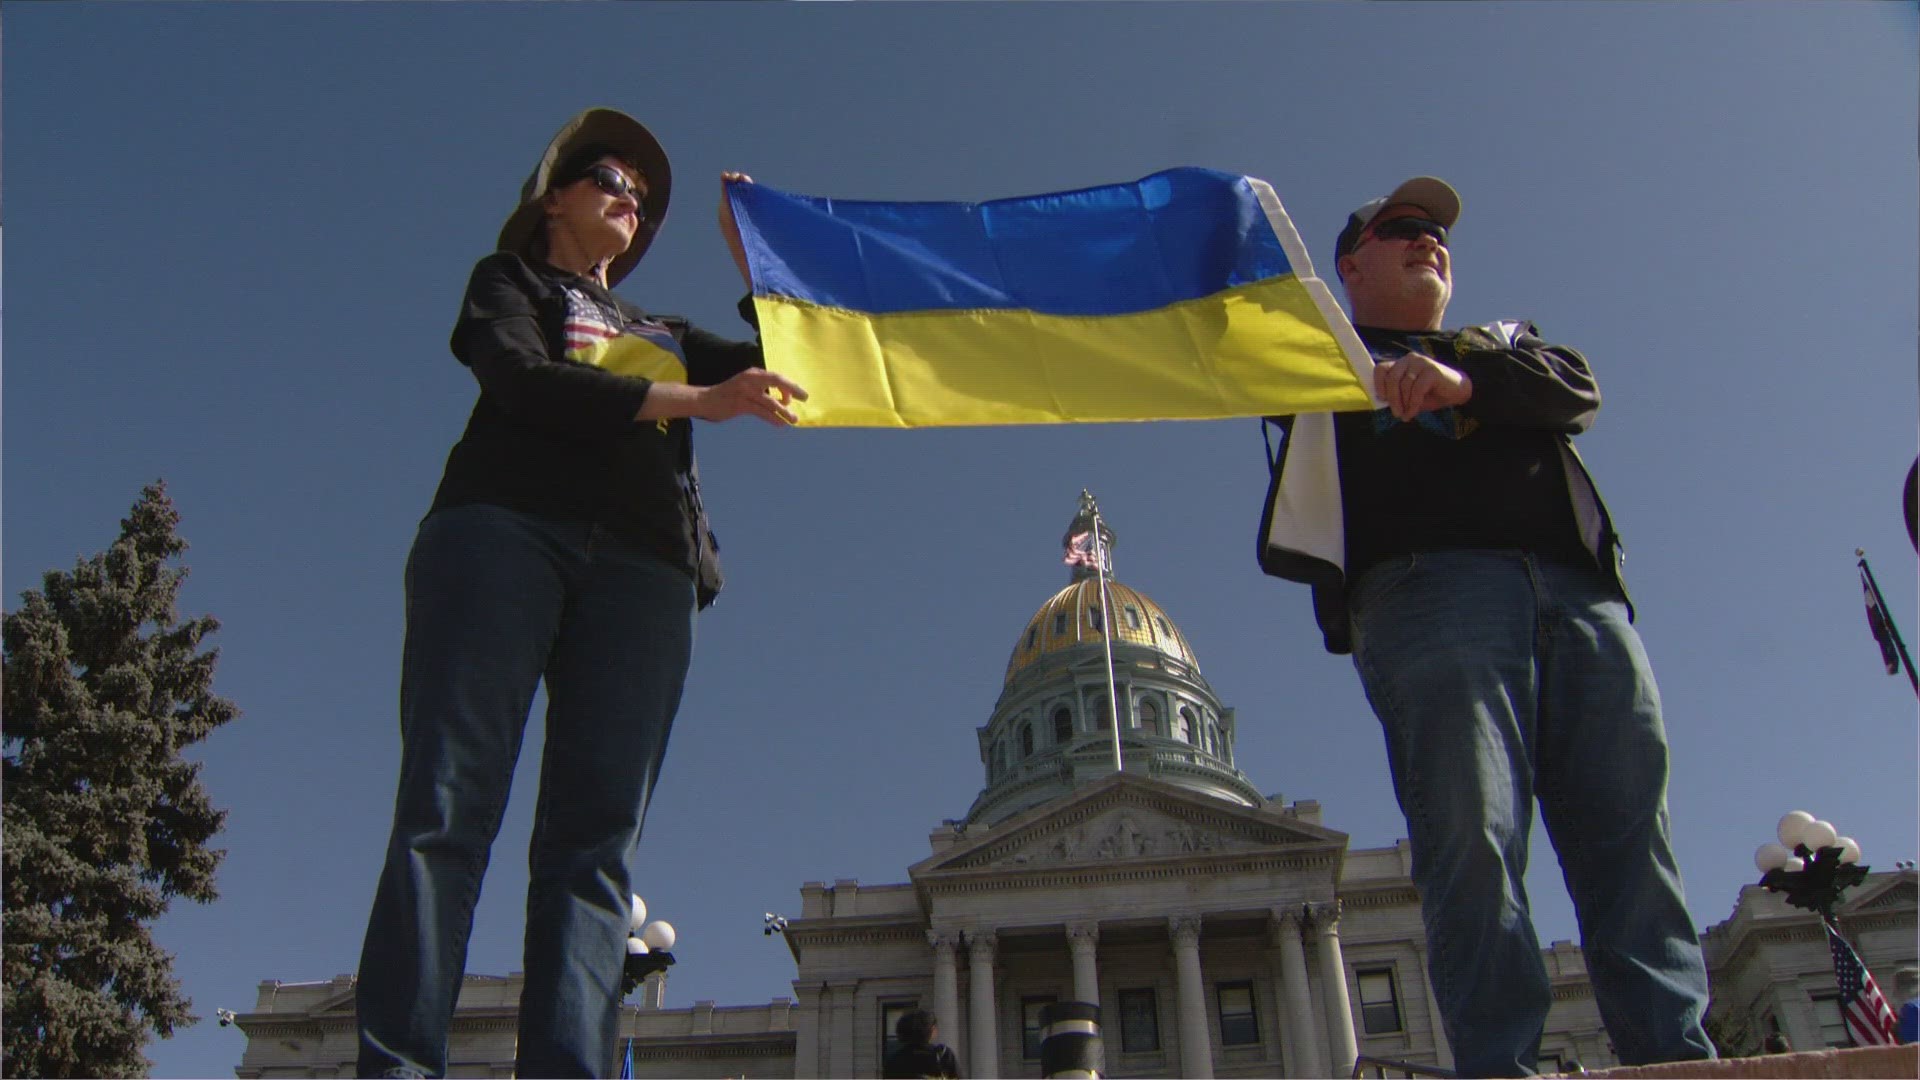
[620,893,677,997]
[1753,810,1869,921]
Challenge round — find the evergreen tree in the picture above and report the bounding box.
[3,483,239,1078]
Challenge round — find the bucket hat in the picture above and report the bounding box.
[496,107,672,287]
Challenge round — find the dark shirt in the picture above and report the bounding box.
[429,253,762,606]
[1335,325,1596,580]
[882,1042,962,1079]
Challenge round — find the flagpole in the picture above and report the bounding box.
[1092,512,1124,775]
[1856,549,1917,696]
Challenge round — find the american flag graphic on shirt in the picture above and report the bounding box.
[562,287,689,384]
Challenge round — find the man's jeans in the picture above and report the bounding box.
[356,505,696,1079]
[1349,551,1713,1078]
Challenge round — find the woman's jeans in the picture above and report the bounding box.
[355,505,695,1079]
[1349,551,1713,1079]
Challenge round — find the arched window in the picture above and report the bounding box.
[1021,723,1034,757]
[1137,697,1159,732]
[1053,706,1073,744]
[1026,625,1038,650]
[1177,706,1196,743]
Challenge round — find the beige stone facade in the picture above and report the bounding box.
[231,787,1919,1080]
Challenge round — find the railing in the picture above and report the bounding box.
[1351,1054,1457,1079]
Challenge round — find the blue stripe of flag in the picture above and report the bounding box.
[729,167,1295,317]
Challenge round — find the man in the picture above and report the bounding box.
[1257,177,1715,1077]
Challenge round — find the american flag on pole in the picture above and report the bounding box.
[1827,922,1898,1046]
[1064,529,1104,572]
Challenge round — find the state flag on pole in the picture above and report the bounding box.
[1862,565,1902,675]
[1827,922,1898,1046]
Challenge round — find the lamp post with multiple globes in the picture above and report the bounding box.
[620,893,678,997]
[1753,810,1869,922]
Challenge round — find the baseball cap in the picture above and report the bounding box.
[1333,176,1462,268]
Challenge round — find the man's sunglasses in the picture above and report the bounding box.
[1360,216,1447,248]
[573,164,648,215]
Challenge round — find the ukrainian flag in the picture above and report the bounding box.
[727,168,1378,427]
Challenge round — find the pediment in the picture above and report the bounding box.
[912,773,1343,878]
[1843,876,1918,914]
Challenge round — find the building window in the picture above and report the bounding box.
[1093,698,1111,729]
[1088,606,1104,631]
[1356,969,1402,1034]
[1156,616,1171,637]
[1217,982,1258,1046]
[1021,724,1034,757]
[1027,625,1038,650]
[1053,706,1072,744]
[1119,987,1161,1052]
[1053,613,1068,635]
[1811,994,1850,1047]
[1177,707,1195,743]
[1125,605,1142,630]
[1136,697,1158,732]
[882,1002,917,1062]
[1022,996,1057,1059]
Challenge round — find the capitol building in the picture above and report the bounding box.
[235,499,1916,1079]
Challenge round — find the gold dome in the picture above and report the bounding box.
[1004,578,1201,685]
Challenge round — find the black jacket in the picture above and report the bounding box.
[1257,319,1627,653]
[430,252,763,607]
[882,1043,961,1079]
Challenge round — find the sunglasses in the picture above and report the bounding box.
[1360,216,1448,248]
[574,164,648,215]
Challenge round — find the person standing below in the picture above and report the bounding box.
[1257,177,1714,1077]
[1894,966,1918,1044]
[883,1010,962,1079]
[353,107,804,1079]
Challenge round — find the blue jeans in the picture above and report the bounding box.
[356,505,696,1079]
[1348,551,1713,1078]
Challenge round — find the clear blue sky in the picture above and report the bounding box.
[6,4,1916,1077]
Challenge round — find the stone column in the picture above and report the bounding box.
[792,982,823,1079]
[1169,915,1214,1079]
[929,929,964,1057]
[1309,901,1357,1077]
[1066,921,1101,1007]
[1270,906,1321,1079]
[967,931,1000,1079]
[827,981,857,1079]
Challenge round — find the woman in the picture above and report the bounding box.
[883,1010,962,1079]
[353,107,803,1079]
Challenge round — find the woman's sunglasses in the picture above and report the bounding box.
[1361,216,1448,248]
[574,164,648,216]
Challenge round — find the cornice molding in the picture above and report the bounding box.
[787,925,926,948]
[1338,886,1420,909]
[922,851,1338,894]
[629,1037,796,1061]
